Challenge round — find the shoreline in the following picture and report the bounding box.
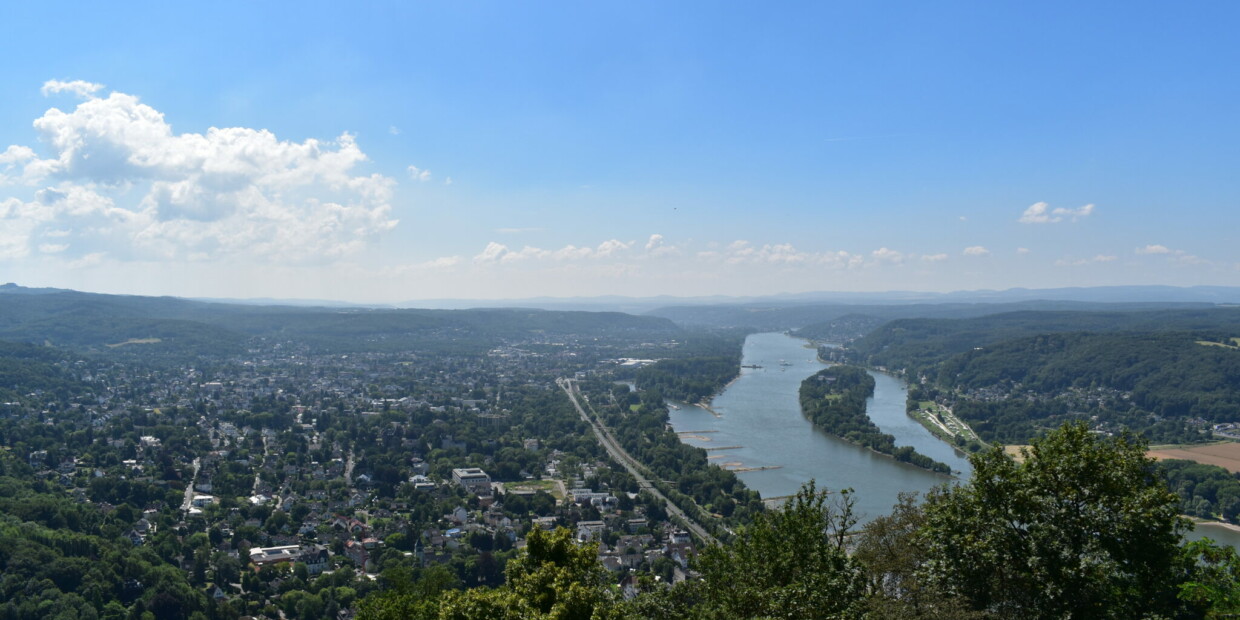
[799,368,957,478]
[689,371,743,416]
[1190,517,1240,534]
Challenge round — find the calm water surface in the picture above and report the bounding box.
[668,332,970,522]
[668,331,1237,548]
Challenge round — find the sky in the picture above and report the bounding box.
[0,1,1237,303]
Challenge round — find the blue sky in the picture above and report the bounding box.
[0,2,1237,301]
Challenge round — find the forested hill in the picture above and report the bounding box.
[0,341,94,404]
[852,307,1240,375]
[0,286,683,357]
[937,332,1240,422]
[647,299,1214,331]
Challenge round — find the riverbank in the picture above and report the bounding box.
[1189,517,1240,534]
[906,400,989,456]
[800,366,955,476]
[667,332,972,522]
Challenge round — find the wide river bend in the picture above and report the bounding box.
[667,332,1240,548]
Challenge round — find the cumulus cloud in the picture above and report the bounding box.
[473,239,633,264]
[1134,244,1207,265]
[420,256,461,269]
[699,240,865,269]
[0,82,397,263]
[595,239,631,257]
[1016,247,1031,254]
[41,79,104,99]
[1055,254,1117,266]
[963,246,990,256]
[921,253,948,262]
[407,165,431,182]
[1018,202,1095,224]
[643,233,680,257]
[871,247,904,264]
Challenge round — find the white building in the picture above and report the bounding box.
[451,467,492,496]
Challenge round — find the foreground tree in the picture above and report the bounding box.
[1180,539,1240,618]
[854,492,984,619]
[438,527,621,620]
[691,480,868,619]
[919,422,1189,619]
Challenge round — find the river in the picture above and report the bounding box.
[667,331,1240,548]
[668,331,971,523]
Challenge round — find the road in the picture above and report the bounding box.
[557,378,717,546]
[181,457,201,511]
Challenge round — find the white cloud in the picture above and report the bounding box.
[407,165,431,182]
[871,247,904,264]
[963,246,990,256]
[474,242,509,263]
[921,253,948,262]
[388,126,401,135]
[41,79,104,99]
[0,83,397,263]
[67,252,106,269]
[444,177,453,185]
[1055,254,1118,266]
[1134,244,1208,265]
[474,238,633,264]
[706,240,865,268]
[421,256,460,269]
[644,233,680,257]
[595,239,631,257]
[1016,247,1031,254]
[1018,202,1095,224]
[552,245,593,261]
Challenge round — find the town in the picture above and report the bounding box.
[3,327,731,619]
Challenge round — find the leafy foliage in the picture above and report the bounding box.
[1158,459,1240,523]
[691,480,868,619]
[634,356,740,403]
[853,307,1240,376]
[919,422,1189,619]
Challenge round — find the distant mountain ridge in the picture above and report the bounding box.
[9,282,1240,313]
[0,284,682,358]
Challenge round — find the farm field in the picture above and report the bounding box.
[1148,442,1240,474]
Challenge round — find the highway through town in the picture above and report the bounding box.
[557,378,718,546]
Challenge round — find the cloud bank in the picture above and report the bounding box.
[1018,202,1095,224]
[0,81,397,263]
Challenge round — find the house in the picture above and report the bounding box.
[301,545,330,575]
[576,520,606,542]
[249,545,303,568]
[408,475,436,491]
[666,541,696,570]
[446,506,469,525]
[344,539,372,572]
[204,583,227,601]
